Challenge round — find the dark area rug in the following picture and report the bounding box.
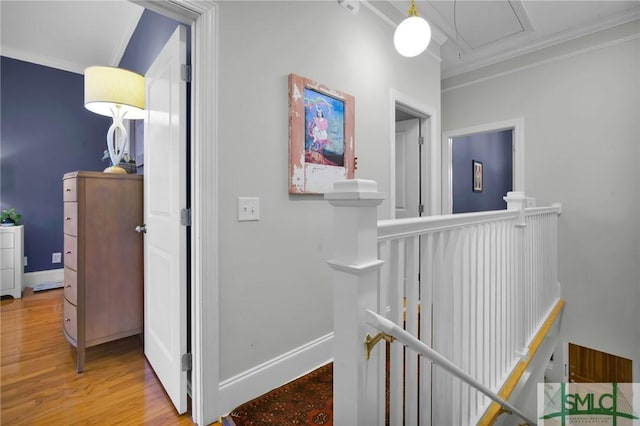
[229,363,334,425]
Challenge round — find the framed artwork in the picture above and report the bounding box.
[127,120,144,167]
[134,120,144,167]
[473,160,483,192]
[288,73,355,194]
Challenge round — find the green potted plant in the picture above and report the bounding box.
[1,208,22,226]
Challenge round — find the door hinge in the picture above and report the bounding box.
[419,136,425,145]
[180,208,191,226]
[181,64,192,82]
[418,204,425,215]
[181,353,192,371]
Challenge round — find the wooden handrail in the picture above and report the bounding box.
[478,299,566,425]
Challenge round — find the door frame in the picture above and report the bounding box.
[389,89,439,219]
[131,1,219,424]
[441,118,524,214]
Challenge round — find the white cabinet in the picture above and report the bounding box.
[0,225,23,299]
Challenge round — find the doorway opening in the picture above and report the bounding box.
[442,118,524,214]
[451,129,513,213]
[395,108,426,219]
[391,90,436,219]
[127,1,219,424]
[392,95,436,306]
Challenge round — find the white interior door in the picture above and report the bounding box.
[395,118,421,218]
[143,25,188,414]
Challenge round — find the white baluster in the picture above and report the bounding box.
[388,239,404,425]
[405,236,419,425]
[419,233,434,425]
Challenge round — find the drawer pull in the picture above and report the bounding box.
[65,284,71,288]
[65,318,71,323]
[65,188,71,192]
[66,251,71,254]
[65,217,71,221]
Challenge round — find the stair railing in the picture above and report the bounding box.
[325,179,561,426]
[365,309,537,425]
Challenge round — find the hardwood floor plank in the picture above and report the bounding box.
[1,289,196,425]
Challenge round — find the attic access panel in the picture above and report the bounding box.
[430,0,526,50]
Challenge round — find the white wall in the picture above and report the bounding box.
[216,1,441,382]
[442,21,640,381]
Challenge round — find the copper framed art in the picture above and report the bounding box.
[288,73,355,194]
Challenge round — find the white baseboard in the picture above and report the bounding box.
[218,332,333,416]
[23,269,64,289]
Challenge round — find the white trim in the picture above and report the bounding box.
[390,89,439,218]
[327,259,385,274]
[218,333,334,416]
[442,33,640,93]
[23,269,64,289]
[359,0,396,28]
[441,118,524,214]
[190,4,219,424]
[1,49,87,75]
[562,340,569,383]
[441,12,640,80]
[131,1,219,425]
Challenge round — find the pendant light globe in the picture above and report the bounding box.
[394,15,431,57]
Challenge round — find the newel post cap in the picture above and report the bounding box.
[332,179,378,193]
[503,191,526,201]
[324,179,386,205]
[504,191,529,211]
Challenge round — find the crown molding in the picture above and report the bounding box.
[1,48,86,74]
[442,9,640,79]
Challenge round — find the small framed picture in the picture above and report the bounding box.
[473,160,483,192]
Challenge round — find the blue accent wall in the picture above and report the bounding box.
[1,56,108,272]
[118,9,185,177]
[118,9,182,74]
[452,129,513,213]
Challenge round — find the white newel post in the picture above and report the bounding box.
[504,191,530,359]
[325,180,385,426]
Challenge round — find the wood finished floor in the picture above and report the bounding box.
[1,288,199,425]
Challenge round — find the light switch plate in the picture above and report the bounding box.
[238,197,260,221]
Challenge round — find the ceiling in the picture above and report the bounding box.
[0,0,144,75]
[388,0,640,78]
[1,1,639,79]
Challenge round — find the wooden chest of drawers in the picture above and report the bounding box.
[62,171,143,372]
[0,225,23,299]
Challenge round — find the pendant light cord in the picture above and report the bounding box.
[453,0,459,40]
[454,0,463,59]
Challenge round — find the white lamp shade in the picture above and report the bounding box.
[394,16,432,57]
[84,66,145,120]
